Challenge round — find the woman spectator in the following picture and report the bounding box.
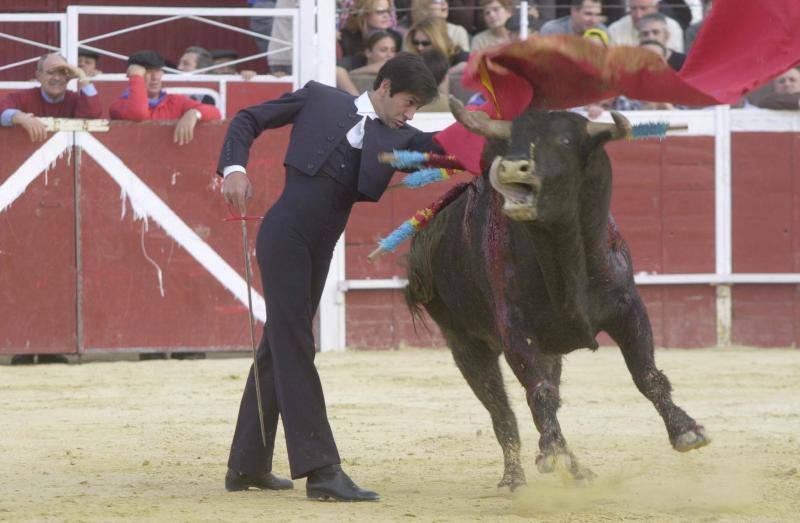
[336,30,397,95]
[471,0,513,51]
[404,17,469,71]
[410,0,471,51]
[339,0,403,63]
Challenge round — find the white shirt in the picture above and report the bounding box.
[223,91,377,178]
[607,14,685,52]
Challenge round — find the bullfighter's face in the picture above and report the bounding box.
[371,79,425,128]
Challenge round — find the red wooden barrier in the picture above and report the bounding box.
[2,124,799,354]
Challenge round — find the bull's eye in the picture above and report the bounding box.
[559,137,571,146]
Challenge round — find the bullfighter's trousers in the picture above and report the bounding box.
[228,167,356,479]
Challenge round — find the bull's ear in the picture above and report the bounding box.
[449,95,512,140]
[586,111,632,141]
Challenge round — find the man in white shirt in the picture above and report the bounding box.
[608,0,685,52]
[217,52,441,502]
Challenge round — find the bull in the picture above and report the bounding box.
[405,100,710,489]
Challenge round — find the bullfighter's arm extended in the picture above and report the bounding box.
[218,83,309,213]
[216,84,309,176]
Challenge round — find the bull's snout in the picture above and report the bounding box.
[489,156,541,221]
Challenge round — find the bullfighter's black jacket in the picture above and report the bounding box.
[217,80,438,202]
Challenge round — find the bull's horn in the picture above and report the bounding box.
[586,110,632,140]
[448,95,511,139]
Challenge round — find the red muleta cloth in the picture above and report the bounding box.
[434,0,800,175]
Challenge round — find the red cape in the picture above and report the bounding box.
[435,0,800,174]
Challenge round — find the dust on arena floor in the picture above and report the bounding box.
[1,347,798,521]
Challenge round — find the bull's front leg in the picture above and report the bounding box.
[503,339,594,481]
[605,291,710,452]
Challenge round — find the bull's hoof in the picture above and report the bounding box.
[673,426,711,452]
[536,451,595,482]
[497,467,526,491]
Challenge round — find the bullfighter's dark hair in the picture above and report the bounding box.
[373,52,438,105]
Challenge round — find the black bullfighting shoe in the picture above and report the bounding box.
[306,464,380,502]
[225,469,293,491]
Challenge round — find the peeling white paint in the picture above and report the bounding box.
[0,132,71,214]
[76,133,266,322]
[140,221,165,297]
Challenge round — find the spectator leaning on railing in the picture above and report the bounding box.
[109,50,221,146]
[0,52,101,143]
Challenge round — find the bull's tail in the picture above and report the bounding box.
[404,209,448,328]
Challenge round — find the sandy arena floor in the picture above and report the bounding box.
[1,346,798,522]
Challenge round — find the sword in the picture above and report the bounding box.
[240,219,268,448]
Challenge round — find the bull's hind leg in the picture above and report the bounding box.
[606,293,710,452]
[447,333,526,490]
[504,348,594,481]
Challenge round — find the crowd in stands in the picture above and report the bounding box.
[0,0,797,149]
[332,0,799,115]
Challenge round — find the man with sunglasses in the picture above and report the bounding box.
[0,52,101,143]
[218,52,440,502]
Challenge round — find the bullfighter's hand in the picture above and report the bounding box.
[174,110,199,146]
[12,112,47,142]
[222,171,253,215]
[126,64,146,77]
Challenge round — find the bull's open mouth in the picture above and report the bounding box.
[488,156,540,221]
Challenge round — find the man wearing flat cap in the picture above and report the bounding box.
[109,50,221,145]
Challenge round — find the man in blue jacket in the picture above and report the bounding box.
[217,52,440,502]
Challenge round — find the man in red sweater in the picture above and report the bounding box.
[109,50,221,145]
[0,52,102,142]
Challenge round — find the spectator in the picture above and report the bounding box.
[471,0,513,51]
[0,52,101,143]
[638,13,685,70]
[339,0,403,63]
[684,0,711,53]
[176,46,217,105]
[266,0,296,76]
[583,26,609,47]
[608,0,684,52]
[404,17,469,70]
[638,39,678,109]
[418,47,451,111]
[109,50,220,144]
[177,46,214,74]
[336,30,397,95]
[539,0,606,37]
[754,67,800,110]
[443,0,484,35]
[209,49,257,80]
[659,0,692,30]
[581,28,610,119]
[411,0,471,51]
[78,48,102,76]
[249,0,278,69]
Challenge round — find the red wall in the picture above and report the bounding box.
[2,126,800,353]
